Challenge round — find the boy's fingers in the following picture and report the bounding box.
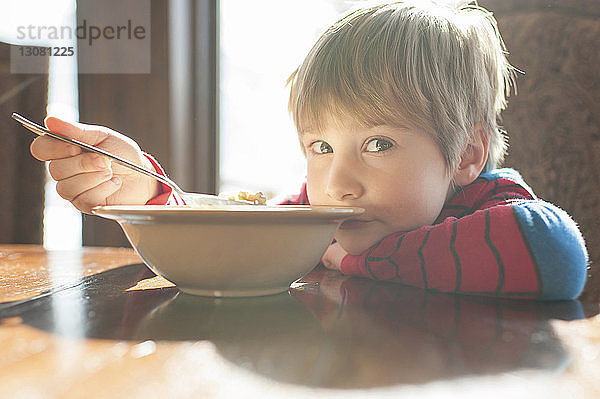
[320,242,347,271]
[55,170,115,202]
[71,178,123,214]
[44,116,110,146]
[48,153,112,181]
[30,135,82,161]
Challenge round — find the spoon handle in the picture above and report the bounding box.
[12,112,189,197]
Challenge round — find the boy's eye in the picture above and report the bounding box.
[365,138,393,152]
[310,141,333,154]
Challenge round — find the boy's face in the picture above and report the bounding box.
[302,117,454,255]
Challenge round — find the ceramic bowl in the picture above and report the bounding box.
[92,205,363,297]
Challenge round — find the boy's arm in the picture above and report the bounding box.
[143,153,186,205]
[278,182,310,205]
[339,192,588,301]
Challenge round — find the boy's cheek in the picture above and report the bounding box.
[305,172,331,205]
[305,178,320,205]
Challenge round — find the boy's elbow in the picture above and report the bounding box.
[513,201,588,300]
[540,236,588,300]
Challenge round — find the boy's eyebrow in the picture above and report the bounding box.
[299,124,416,139]
[298,130,325,139]
[371,123,412,133]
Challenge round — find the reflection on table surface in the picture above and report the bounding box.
[0,245,599,397]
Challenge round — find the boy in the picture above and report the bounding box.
[30,1,587,300]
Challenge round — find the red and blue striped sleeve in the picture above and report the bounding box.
[143,153,186,205]
[279,182,310,205]
[339,169,588,300]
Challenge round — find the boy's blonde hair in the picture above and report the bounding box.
[288,0,516,174]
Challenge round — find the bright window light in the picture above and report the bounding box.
[219,0,349,202]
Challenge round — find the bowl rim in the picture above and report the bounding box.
[91,204,364,223]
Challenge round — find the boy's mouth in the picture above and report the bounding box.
[339,217,374,230]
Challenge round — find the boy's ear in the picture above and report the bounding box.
[453,125,489,186]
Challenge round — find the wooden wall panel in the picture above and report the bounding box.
[78,0,171,248]
[0,43,46,244]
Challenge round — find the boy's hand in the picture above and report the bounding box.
[30,117,161,214]
[320,242,348,271]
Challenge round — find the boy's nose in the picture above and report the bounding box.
[325,158,364,201]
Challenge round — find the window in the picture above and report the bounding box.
[219,0,348,201]
[44,49,81,250]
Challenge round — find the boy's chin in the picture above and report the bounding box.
[334,233,382,256]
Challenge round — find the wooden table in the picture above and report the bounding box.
[1,244,599,398]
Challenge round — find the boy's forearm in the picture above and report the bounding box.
[142,153,186,205]
[339,201,588,300]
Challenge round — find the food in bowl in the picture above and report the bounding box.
[220,190,267,205]
[92,205,363,297]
